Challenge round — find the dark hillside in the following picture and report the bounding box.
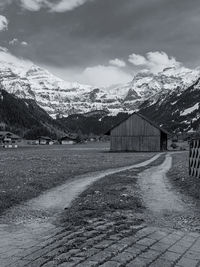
[57,112,129,136]
[0,89,65,138]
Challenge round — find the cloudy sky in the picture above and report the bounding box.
[0,0,200,87]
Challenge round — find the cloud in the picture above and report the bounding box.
[7,0,93,12]
[0,48,32,72]
[80,65,132,87]
[128,54,147,66]
[128,51,181,73]
[21,41,28,46]
[109,58,126,68]
[0,15,8,31]
[9,38,29,46]
[51,0,92,12]
[0,46,8,52]
[9,38,19,45]
[19,0,50,11]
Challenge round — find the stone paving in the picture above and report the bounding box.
[2,218,200,267]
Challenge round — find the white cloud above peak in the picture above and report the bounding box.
[129,51,181,73]
[80,65,132,87]
[0,15,8,31]
[0,48,32,74]
[128,54,147,66]
[109,58,126,68]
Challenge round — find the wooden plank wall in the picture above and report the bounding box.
[111,114,160,137]
[189,139,200,178]
[110,114,161,152]
[110,136,160,152]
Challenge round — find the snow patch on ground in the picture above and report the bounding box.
[180,103,199,116]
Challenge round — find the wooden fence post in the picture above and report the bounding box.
[189,139,200,178]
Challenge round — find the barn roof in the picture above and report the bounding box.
[105,112,170,136]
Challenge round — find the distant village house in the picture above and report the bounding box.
[59,135,78,145]
[38,136,53,145]
[0,131,21,148]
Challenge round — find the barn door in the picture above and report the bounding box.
[160,132,167,151]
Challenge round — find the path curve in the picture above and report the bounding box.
[139,153,185,213]
[0,153,161,263]
[138,152,200,232]
[1,153,161,225]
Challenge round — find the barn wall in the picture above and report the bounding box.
[110,136,160,152]
[111,114,160,137]
[110,114,161,152]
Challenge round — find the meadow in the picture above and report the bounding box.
[0,142,155,213]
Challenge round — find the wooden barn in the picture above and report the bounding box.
[106,113,169,152]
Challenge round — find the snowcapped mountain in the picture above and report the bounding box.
[105,67,200,113]
[139,76,200,133]
[0,57,200,120]
[124,67,200,101]
[0,63,95,117]
[0,61,135,117]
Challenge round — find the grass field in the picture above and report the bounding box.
[168,151,200,201]
[0,142,156,214]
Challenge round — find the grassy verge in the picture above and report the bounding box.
[0,143,156,213]
[60,154,165,229]
[167,151,200,200]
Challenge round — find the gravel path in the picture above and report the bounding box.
[139,153,200,232]
[139,154,185,213]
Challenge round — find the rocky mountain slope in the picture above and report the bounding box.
[0,58,199,119]
[59,72,200,135]
[1,55,200,134]
[59,77,200,135]
[139,77,200,133]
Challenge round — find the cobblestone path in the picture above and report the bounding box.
[2,222,200,267]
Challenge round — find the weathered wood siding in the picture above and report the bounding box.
[189,139,200,178]
[110,114,161,152]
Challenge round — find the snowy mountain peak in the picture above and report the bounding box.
[0,56,200,118]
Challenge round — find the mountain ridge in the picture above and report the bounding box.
[0,58,199,119]
[1,56,200,134]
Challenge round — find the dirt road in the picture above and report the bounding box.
[0,153,161,266]
[139,153,200,232]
